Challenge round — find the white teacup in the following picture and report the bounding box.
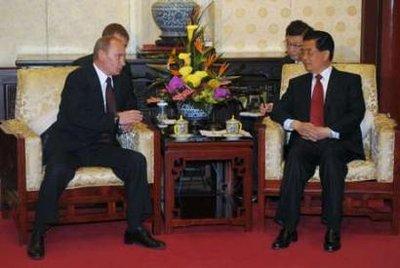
[173,115,189,136]
[226,115,242,135]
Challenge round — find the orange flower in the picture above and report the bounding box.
[194,37,205,53]
[218,63,229,76]
[204,54,217,70]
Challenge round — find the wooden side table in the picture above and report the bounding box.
[163,139,253,233]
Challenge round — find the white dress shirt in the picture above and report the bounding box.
[283,65,340,139]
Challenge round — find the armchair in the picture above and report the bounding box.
[0,67,162,244]
[257,63,400,233]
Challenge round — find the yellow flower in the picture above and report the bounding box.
[179,66,193,77]
[184,74,202,88]
[178,53,191,66]
[207,78,221,89]
[186,24,198,42]
[194,71,208,79]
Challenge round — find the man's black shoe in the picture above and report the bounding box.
[27,231,45,260]
[124,227,166,250]
[271,228,298,250]
[324,228,341,252]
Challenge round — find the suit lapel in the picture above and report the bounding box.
[87,65,106,113]
[325,67,340,114]
[303,73,313,119]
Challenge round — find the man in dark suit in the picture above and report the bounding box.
[270,30,365,252]
[28,36,166,260]
[73,23,138,109]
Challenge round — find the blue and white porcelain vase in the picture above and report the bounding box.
[151,0,198,38]
[177,101,212,122]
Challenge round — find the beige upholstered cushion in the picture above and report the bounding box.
[264,63,396,183]
[372,114,397,182]
[2,67,156,191]
[15,67,78,133]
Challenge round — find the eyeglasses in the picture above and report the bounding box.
[287,43,302,49]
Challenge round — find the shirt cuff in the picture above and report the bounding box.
[330,129,340,139]
[283,119,294,131]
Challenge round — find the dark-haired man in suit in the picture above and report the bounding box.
[270,30,365,252]
[260,20,313,116]
[27,36,166,260]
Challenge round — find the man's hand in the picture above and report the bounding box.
[292,120,331,141]
[118,110,143,125]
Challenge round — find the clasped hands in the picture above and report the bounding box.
[292,120,331,142]
[117,110,143,133]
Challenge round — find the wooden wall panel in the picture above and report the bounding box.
[379,0,400,122]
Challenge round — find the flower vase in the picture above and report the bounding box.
[177,102,212,133]
[151,0,198,46]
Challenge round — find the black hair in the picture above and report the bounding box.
[285,20,314,36]
[303,30,335,61]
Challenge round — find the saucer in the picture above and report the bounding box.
[163,119,176,125]
[171,133,193,141]
[222,133,243,141]
[239,111,262,117]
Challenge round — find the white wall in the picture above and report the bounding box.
[0,0,361,67]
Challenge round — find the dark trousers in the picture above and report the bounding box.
[275,138,352,231]
[33,144,152,233]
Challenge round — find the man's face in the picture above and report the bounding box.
[285,35,304,61]
[99,39,126,76]
[301,39,330,74]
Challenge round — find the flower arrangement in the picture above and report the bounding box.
[153,6,235,106]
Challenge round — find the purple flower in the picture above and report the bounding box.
[213,87,230,100]
[166,76,184,94]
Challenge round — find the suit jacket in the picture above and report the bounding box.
[271,67,366,160]
[281,55,296,64]
[45,64,137,155]
[73,54,138,109]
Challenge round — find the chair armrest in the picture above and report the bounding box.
[262,117,285,179]
[117,122,156,184]
[371,114,397,182]
[0,119,43,190]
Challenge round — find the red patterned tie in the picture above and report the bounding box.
[105,77,116,115]
[310,74,324,126]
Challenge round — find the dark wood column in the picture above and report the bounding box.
[361,0,381,64]
[361,0,400,122]
[379,0,400,122]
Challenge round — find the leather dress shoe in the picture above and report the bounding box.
[324,228,341,252]
[27,231,45,260]
[124,227,166,250]
[271,228,298,250]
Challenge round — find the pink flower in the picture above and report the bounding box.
[213,87,230,100]
[166,76,184,94]
[172,88,195,101]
